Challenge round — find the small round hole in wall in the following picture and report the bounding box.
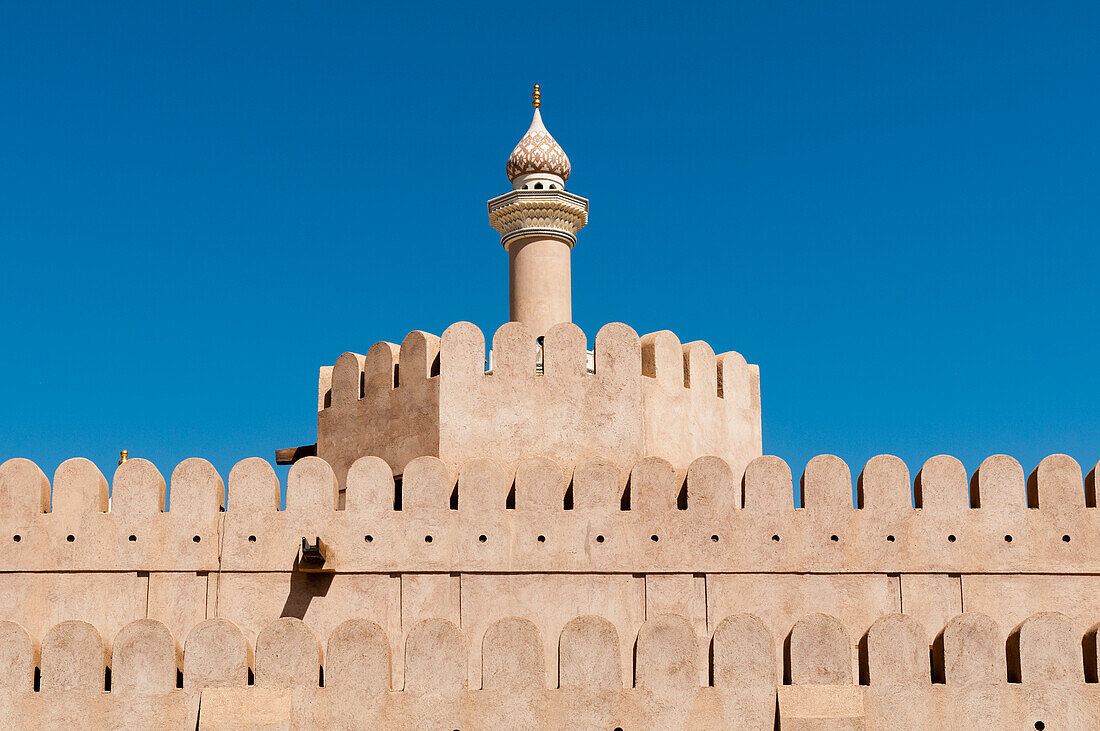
[947,534,956,543]
[1004,534,1013,543]
[830,534,839,542]
[364,535,372,543]
[478,534,487,543]
[771,534,780,542]
[128,535,136,542]
[192,535,201,543]
[66,535,74,543]
[1035,722,1046,730]
[886,535,895,542]
[711,534,719,542]
[424,535,433,543]
[1063,535,1071,543]
[650,534,659,542]
[249,535,257,543]
[537,535,545,542]
[596,535,605,543]
[12,535,20,542]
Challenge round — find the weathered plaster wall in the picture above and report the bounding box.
[0,611,1097,728]
[1,451,1098,727]
[316,321,762,487]
[317,331,441,488]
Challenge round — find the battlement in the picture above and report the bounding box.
[1,610,1099,727]
[2,451,1099,727]
[2,452,1098,574]
[316,321,762,488]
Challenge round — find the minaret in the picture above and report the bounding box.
[489,85,589,337]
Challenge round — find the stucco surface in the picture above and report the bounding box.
[316,322,763,488]
[1,452,1098,727]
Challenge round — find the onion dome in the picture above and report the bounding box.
[505,85,571,190]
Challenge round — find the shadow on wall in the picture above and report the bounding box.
[280,561,334,620]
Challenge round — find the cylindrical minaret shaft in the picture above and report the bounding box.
[508,235,572,336]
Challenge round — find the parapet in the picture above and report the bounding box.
[315,321,762,488]
[0,610,1098,727]
[2,451,1099,727]
[2,452,1098,574]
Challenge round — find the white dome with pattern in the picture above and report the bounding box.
[506,108,571,188]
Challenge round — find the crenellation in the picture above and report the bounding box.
[856,453,910,514]
[3,452,1100,575]
[682,340,717,395]
[401,455,453,511]
[325,618,391,691]
[2,451,1099,724]
[626,455,680,514]
[227,457,280,513]
[457,457,510,514]
[52,457,109,515]
[255,617,322,689]
[403,618,466,694]
[1031,453,1085,512]
[542,321,587,378]
[12,609,1100,691]
[684,454,738,516]
[558,615,621,689]
[570,453,625,510]
[787,613,852,685]
[330,351,366,406]
[0,610,1100,725]
[941,612,1004,685]
[111,619,178,695]
[315,322,762,489]
[743,453,794,514]
[40,619,107,693]
[398,331,440,384]
[363,341,400,391]
[1013,611,1078,684]
[285,456,340,514]
[344,454,394,513]
[513,455,568,511]
[863,613,929,686]
[183,618,250,689]
[0,620,35,692]
[481,617,543,692]
[800,453,853,516]
[635,614,699,692]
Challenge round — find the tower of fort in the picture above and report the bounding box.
[0,87,1098,729]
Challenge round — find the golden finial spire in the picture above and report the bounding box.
[532,83,541,109]
[118,450,128,466]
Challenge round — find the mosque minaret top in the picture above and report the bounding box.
[505,84,572,191]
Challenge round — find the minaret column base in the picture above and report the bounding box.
[507,235,573,337]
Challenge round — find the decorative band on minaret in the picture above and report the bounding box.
[488,85,589,337]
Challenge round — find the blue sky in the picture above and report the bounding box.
[1,2,1097,500]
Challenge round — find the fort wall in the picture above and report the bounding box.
[0,610,1097,727]
[1,452,1099,727]
[315,322,762,488]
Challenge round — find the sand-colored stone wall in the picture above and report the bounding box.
[1,451,1098,727]
[316,321,762,487]
[0,611,1097,728]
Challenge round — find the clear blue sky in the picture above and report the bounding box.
[1,2,1097,500]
